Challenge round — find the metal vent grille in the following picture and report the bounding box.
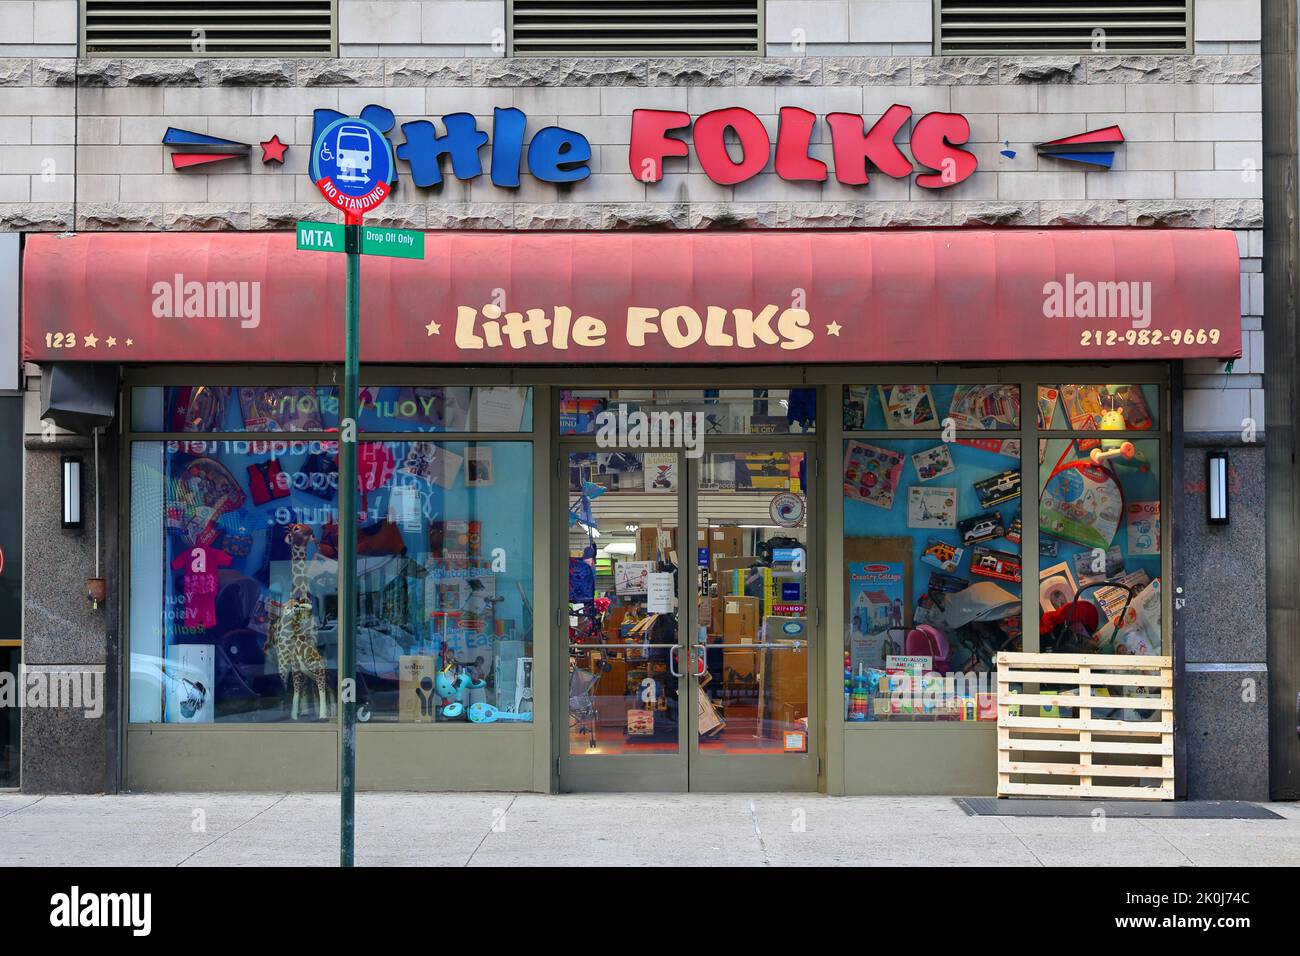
[509,0,762,56]
[84,0,335,57]
[938,1,1190,54]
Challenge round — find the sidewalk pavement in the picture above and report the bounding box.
[2,792,1298,866]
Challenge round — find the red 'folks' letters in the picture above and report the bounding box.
[629,105,978,189]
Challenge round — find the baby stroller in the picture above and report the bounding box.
[568,658,609,749]
[1040,581,1137,654]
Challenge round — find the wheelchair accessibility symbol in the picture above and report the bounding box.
[310,116,395,221]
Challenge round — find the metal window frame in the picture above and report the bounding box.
[117,362,1176,797]
[506,0,765,58]
[932,0,1194,56]
[835,370,1171,658]
[119,370,541,761]
[80,0,339,59]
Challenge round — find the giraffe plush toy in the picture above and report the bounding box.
[266,523,330,720]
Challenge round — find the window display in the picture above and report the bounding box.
[1047,384,1158,431]
[844,384,1020,432]
[842,384,1024,723]
[844,438,1022,721]
[1037,435,1163,657]
[129,402,534,725]
[841,380,1165,726]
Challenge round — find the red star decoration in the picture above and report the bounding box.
[260,135,288,165]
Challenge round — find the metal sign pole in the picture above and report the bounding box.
[339,220,361,867]
[306,113,404,865]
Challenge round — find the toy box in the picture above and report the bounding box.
[970,547,1022,583]
[921,537,964,573]
[1127,501,1161,556]
[959,511,1004,546]
[912,444,955,482]
[974,469,1022,508]
[908,486,957,529]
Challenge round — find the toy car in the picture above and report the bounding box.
[974,469,1022,507]
[969,547,1022,583]
[959,511,1003,545]
[921,538,964,573]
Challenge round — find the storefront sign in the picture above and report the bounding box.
[22,230,1242,364]
[631,106,976,188]
[396,107,591,187]
[183,102,981,193]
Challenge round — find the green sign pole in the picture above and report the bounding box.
[339,221,361,868]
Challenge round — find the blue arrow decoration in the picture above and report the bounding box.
[1042,150,1115,169]
[162,127,250,150]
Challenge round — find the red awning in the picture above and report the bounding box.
[22,229,1242,364]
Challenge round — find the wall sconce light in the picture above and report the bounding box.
[1207,451,1230,525]
[61,454,83,529]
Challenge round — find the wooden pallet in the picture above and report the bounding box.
[996,651,1174,801]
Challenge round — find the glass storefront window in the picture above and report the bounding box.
[843,436,1023,722]
[132,385,532,434]
[1038,437,1163,656]
[561,388,817,436]
[357,385,532,433]
[129,435,533,725]
[844,384,1020,431]
[131,386,340,433]
[1039,384,1159,431]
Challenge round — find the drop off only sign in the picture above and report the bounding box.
[296,221,425,260]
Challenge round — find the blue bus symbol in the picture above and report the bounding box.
[330,125,372,185]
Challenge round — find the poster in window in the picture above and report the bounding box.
[465,446,494,487]
[908,486,957,529]
[614,560,653,596]
[877,385,937,429]
[643,453,677,492]
[847,559,907,672]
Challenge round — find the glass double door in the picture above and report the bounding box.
[561,444,817,792]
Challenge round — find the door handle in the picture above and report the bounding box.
[692,644,707,676]
[668,645,683,678]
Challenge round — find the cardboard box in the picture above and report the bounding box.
[723,595,761,644]
[710,525,744,558]
[722,645,761,680]
[636,526,676,561]
[713,554,758,587]
[398,655,441,723]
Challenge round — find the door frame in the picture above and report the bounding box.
[683,433,821,792]
[552,388,824,793]
[556,439,692,792]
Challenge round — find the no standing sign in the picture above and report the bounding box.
[309,116,396,223]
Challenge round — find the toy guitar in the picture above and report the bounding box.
[466,702,531,723]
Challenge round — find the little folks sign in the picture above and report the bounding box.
[281,103,979,191]
[375,104,974,189]
[23,230,1243,365]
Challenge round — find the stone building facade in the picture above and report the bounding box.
[0,0,1273,798]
